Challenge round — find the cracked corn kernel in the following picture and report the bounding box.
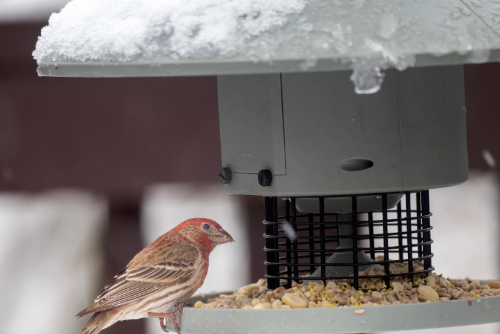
[282,293,308,308]
[354,303,360,306]
[359,296,364,300]
[272,300,282,309]
[194,301,204,308]
[254,302,272,309]
[476,295,480,298]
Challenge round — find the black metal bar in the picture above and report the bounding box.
[272,198,279,285]
[285,200,292,288]
[270,269,435,281]
[264,197,278,289]
[271,226,431,240]
[382,194,390,287]
[271,239,432,254]
[368,212,375,260]
[397,202,403,260]
[416,192,423,258]
[405,192,414,283]
[277,253,433,263]
[276,215,425,226]
[421,190,432,271]
[308,213,316,273]
[290,198,299,280]
[319,197,326,284]
[352,196,359,289]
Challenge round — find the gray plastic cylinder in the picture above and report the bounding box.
[218,65,468,197]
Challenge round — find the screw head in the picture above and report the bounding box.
[258,170,273,187]
[218,167,232,184]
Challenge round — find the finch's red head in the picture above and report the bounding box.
[174,218,234,252]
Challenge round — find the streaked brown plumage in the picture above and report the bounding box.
[77,218,234,334]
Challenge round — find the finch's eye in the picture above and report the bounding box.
[202,223,210,230]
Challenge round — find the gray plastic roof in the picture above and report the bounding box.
[35,0,500,77]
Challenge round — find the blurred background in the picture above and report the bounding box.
[0,1,500,334]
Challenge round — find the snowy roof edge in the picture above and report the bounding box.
[36,49,500,77]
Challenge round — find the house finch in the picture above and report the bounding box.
[76,218,234,334]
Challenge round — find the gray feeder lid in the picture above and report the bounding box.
[159,292,500,334]
[34,0,500,77]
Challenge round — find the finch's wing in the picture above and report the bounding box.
[76,243,200,318]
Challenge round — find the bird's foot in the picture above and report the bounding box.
[148,302,191,333]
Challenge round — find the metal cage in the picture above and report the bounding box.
[263,191,434,290]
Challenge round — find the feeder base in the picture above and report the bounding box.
[159,292,500,334]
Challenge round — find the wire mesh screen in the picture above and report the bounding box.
[264,191,434,290]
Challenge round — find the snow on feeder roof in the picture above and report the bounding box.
[33,0,500,77]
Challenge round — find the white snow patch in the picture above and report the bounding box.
[348,39,415,94]
[281,221,297,241]
[483,149,496,168]
[377,13,399,40]
[33,0,306,64]
[350,67,385,94]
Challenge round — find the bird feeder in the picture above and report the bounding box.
[34,0,500,332]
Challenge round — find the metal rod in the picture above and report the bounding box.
[285,200,292,288]
[264,197,278,289]
[319,197,326,284]
[272,197,279,286]
[397,202,403,260]
[308,213,315,274]
[368,212,375,260]
[352,196,359,289]
[291,198,299,280]
[405,192,414,283]
[382,194,390,287]
[421,190,432,271]
[416,192,423,258]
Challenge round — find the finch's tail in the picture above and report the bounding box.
[79,311,117,334]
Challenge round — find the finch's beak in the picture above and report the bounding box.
[213,229,234,245]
